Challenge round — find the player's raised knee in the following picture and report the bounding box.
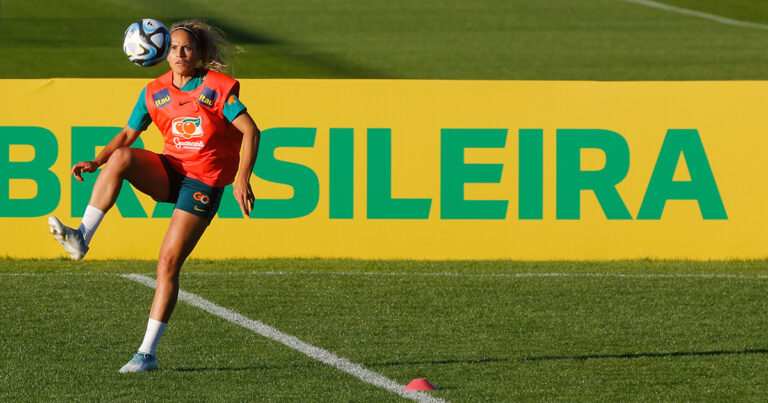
[105,147,136,173]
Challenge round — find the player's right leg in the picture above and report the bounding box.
[49,148,171,260]
[89,147,172,211]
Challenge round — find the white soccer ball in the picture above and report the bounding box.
[123,19,170,67]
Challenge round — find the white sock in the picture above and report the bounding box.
[138,318,167,356]
[78,205,104,246]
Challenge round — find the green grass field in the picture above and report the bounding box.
[4,0,768,79]
[3,259,768,400]
[4,1,768,401]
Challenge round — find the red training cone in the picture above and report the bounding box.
[405,378,438,391]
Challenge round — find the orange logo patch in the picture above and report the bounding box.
[193,192,210,205]
[171,117,203,139]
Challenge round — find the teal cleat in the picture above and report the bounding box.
[118,352,159,373]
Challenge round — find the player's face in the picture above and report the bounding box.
[168,30,199,76]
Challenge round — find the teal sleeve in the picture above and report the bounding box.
[223,92,247,122]
[127,87,153,131]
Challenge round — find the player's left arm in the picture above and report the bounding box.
[232,112,260,217]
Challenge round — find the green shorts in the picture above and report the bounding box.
[157,155,224,221]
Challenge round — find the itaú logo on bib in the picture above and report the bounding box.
[172,117,203,139]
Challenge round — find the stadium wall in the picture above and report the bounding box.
[0,79,764,260]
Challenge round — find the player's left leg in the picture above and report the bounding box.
[119,208,211,373]
[151,209,210,323]
[120,177,222,373]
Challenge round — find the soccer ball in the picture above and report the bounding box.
[123,19,170,67]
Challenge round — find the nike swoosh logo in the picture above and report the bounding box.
[179,100,192,106]
[194,206,207,212]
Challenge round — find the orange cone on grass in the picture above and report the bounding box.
[405,378,438,391]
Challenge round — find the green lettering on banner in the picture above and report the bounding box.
[71,127,147,218]
[637,129,727,219]
[367,129,432,219]
[440,128,508,219]
[0,127,60,217]
[329,128,354,219]
[519,129,543,219]
[216,185,241,218]
[216,184,248,218]
[556,129,632,220]
[219,127,319,219]
[151,200,175,218]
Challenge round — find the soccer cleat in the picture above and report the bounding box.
[47,216,88,260]
[118,352,159,373]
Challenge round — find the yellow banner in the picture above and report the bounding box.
[0,79,765,260]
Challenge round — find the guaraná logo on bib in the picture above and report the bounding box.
[172,117,203,139]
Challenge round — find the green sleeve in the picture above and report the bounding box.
[127,87,153,131]
[223,91,247,122]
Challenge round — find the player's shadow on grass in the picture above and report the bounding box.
[368,348,768,367]
[524,348,768,362]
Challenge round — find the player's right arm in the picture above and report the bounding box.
[71,126,143,182]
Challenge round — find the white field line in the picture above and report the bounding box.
[177,271,768,280]
[119,273,445,403]
[0,272,122,276]
[619,0,768,31]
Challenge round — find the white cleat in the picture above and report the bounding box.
[119,352,159,373]
[48,216,88,260]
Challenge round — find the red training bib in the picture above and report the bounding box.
[146,69,243,187]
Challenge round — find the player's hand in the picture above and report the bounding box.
[233,177,255,217]
[71,161,99,182]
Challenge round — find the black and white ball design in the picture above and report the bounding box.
[123,18,170,67]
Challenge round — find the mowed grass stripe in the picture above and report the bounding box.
[121,273,445,403]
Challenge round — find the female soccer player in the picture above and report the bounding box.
[47,20,260,373]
